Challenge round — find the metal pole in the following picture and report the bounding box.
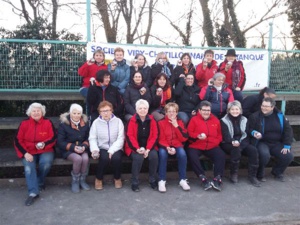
[86,0,91,42]
[267,22,273,86]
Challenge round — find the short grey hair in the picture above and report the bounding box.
[135,99,149,110]
[69,103,83,114]
[26,102,46,116]
[213,72,226,80]
[227,100,242,114]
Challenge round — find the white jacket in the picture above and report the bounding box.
[89,115,124,154]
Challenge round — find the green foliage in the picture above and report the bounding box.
[286,0,300,49]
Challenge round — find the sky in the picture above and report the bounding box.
[0,0,293,50]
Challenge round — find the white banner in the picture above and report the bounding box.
[87,42,269,91]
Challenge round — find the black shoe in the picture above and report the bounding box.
[39,185,46,191]
[211,176,222,192]
[150,181,158,190]
[199,175,212,191]
[131,184,140,192]
[257,176,267,182]
[271,171,285,182]
[25,195,39,206]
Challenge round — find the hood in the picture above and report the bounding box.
[59,112,88,125]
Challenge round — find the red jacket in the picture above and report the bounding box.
[187,113,222,150]
[195,60,218,88]
[125,114,158,156]
[78,62,108,88]
[158,116,188,148]
[14,117,57,158]
[218,60,246,90]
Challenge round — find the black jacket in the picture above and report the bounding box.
[242,94,264,118]
[171,63,196,87]
[151,62,174,81]
[124,83,152,115]
[174,77,200,113]
[87,83,124,122]
[57,113,90,159]
[130,66,153,88]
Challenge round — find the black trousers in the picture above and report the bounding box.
[187,147,226,177]
[96,149,123,180]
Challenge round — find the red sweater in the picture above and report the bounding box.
[78,62,108,88]
[195,60,218,88]
[125,114,158,156]
[187,113,222,150]
[14,117,57,158]
[158,116,188,148]
[218,60,246,90]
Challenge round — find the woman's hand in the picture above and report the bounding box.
[74,146,84,154]
[232,141,240,147]
[109,153,113,159]
[169,117,178,128]
[91,151,100,159]
[143,149,150,158]
[24,152,34,162]
[167,147,176,155]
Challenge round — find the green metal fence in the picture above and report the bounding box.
[0,39,300,92]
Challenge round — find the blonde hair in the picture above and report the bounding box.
[227,100,243,114]
[114,47,124,55]
[155,52,169,62]
[26,102,46,116]
[164,102,179,113]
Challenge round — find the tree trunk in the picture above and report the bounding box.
[199,0,216,47]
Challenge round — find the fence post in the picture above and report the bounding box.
[86,0,91,42]
[268,22,273,85]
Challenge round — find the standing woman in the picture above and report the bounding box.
[195,49,218,89]
[108,47,130,95]
[218,49,246,103]
[124,71,152,121]
[89,101,125,190]
[14,102,56,206]
[150,73,173,121]
[151,52,174,81]
[78,50,107,115]
[220,101,261,187]
[158,103,190,193]
[130,54,153,88]
[57,104,90,193]
[171,53,196,88]
[125,99,159,192]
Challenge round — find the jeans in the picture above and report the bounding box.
[158,147,187,181]
[79,87,89,115]
[131,150,158,185]
[257,141,293,177]
[22,152,54,196]
[96,149,123,180]
[177,112,192,126]
[67,152,89,174]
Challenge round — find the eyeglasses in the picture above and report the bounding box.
[200,109,211,112]
[100,109,111,113]
[167,111,177,113]
[261,105,272,108]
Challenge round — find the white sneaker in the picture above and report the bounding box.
[158,180,166,193]
[179,179,190,191]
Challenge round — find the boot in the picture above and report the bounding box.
[248,164,261,187]
[229,161,239,183]
[71,171,80,193]
[80,172,91,191]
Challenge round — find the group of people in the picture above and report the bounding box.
[14,47,294,206]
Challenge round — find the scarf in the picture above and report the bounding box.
[161,62,172,78]
[70,118,80,129]
[161,86,172,107]
[231,60,242,89]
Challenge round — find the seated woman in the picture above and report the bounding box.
[57,103,90,193]
[220,101,261,187]
[195,49,218,89]
[200,72,234,119]
[174,73,200,126]
[151,52,174,81]
[125,99,159,192]
[87,70,123,123]
[248,97,294,182]
[171,53,196,88]
[218,49,246,103]
[187,101,226,192]
[108,47,130,95]
[89,101,125,190]
[14,102,56,206]
[242,87,276,118]
[124,71,152,121]
[158,103,190,193]
[130,54,153,88]
[150,73,173,121]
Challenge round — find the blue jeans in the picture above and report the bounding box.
[158,147,187,181]
[22,152,54,195]
[177,112,192,126]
